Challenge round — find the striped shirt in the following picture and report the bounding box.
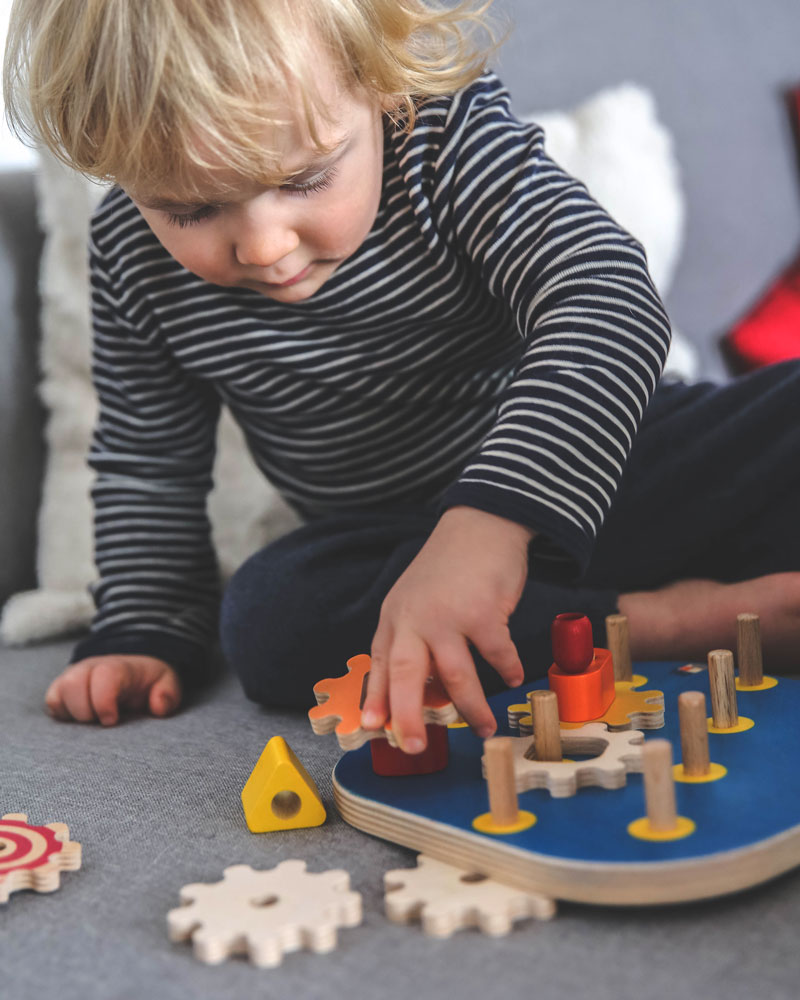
[72,71,671,680]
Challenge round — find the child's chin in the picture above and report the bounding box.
[258,281,319,302]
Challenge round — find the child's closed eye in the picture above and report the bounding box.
[166,204,220,229]
[164,164,340,228]
[282,164,339,198]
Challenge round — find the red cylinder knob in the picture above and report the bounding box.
[551,613,594,675]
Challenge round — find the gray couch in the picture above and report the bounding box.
[3,2,800,997]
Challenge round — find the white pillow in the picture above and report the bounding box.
[0,82,689,644]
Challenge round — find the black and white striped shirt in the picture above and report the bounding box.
[72,72,671,680]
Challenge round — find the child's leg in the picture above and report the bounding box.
[219,507,619,707]
[220,508,436,707]
[584,360,800,667]
[221,360,800,707]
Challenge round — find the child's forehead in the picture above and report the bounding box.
[125,34,359,203]
[129,111,351,207]
[134,132,351,208]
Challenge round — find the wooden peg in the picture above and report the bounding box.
[678,691,710,776]
[707,649,738,728]
[529,690,561,762]
[483,737,519,827]
[641,739,678,832]
[737,613,763,687]
[605,613,633,682]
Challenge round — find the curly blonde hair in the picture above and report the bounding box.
[4,0,501,196]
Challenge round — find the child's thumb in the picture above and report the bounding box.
[148,670,182,717]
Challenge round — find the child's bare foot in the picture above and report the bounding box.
[617,572,800,671]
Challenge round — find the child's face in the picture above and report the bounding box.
[130,65,385,303]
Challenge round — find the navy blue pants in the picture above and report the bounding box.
[220,362,800,708]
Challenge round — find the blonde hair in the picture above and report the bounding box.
[4,0,502,197]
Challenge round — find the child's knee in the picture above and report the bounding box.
[219,536,368,708]
[219,543,311,706]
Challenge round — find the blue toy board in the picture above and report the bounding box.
[332,661,800,905]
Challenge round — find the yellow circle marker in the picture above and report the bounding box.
[614,674,649,692]
[673,762,727,784]
[472,810,537,835]
[628,816,696,842]
[447,720,468,729]
[735,676,778,692]
[707,716,754,734]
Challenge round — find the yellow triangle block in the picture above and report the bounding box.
[241,736,327,832]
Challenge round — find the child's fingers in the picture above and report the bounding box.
[386,631,431,754]
[88,659,133,726]
[432,639,497,738]
[471,624,525,688]
[58,665,97,723]
[362,642,391,731]
[148,669,182,718]
[44,676,70,721]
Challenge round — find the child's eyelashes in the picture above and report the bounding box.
[166,204,220,229]
[282,164,339,198]
[163,165,339,228]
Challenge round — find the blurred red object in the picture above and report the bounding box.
[723,85,800,372]
[723,252,800,371]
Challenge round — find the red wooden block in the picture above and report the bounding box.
[370,724,449,776]
[551,613,594,675]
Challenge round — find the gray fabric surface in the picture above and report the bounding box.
[3,640,800,999]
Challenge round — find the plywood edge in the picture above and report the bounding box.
[332,771,800,906]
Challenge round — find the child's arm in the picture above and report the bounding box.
[70,191,223,695]
[364,74,672,747]
[432,74,671,578]
[361,506,533,751]
[45,655,181,726]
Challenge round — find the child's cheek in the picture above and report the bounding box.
[167,234,233,287]
[316,185,381,258]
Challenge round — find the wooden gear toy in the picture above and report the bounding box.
[167,860,362,967]
[384,854,555,937]
[309,653,458,775]
[500,722,645,798]
[0,813,82,903]
[309,653,459,750]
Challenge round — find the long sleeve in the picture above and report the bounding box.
[432,75,672,574]
[71,228,222,684]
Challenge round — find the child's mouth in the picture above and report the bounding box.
[267,264,313,288]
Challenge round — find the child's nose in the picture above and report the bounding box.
[235,207,300,268]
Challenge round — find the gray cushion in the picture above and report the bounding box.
[0,170,44,603]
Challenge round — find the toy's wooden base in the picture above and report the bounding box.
[333,775,800,905]
[333,661,800,906]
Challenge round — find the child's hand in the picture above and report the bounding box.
[361,506,533,752]
[44,655,182,726]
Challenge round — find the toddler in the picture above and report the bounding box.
[5,0,800,752]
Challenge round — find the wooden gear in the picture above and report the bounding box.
[167,860,362,967]
[500,723,645,798]
[384,854,555,937]
[308,653,458,750]
[0,813,82,903]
